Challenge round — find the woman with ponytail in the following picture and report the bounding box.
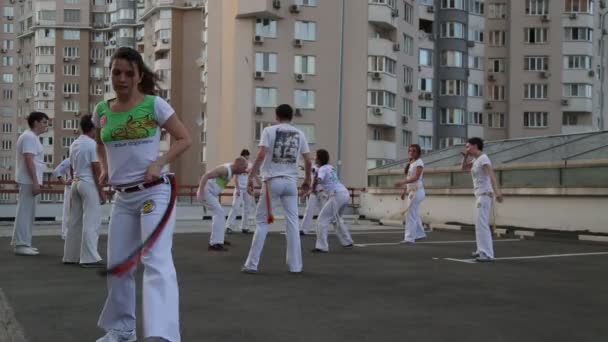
[394,144,427,244]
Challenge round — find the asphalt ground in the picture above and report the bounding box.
[1,222,607,342]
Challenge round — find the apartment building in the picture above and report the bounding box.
[1,0,18,199]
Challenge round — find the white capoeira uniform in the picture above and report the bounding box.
[243,123,310,273]
[203,163,232,245]
[314,165,353,251]
[402,159,427,243]
[53,158,72,240]
[62,135,103,264]
[300,166,326,234]
[471,153,495,259]
[94,95,180,342]
[225,162,254,231]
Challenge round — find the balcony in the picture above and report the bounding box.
[236,0,283,19]
[367,107,397,128]
[562,125,595,134]
[368,3,397,31]
[368,140,397,160]
[368,38,398,60]
[153,38,171,53]
[368,72,397,92]
[562,98,593,113]
[562,69,596,83]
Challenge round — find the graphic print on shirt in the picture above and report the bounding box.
[272,131,299,164]
[98,96,158,143]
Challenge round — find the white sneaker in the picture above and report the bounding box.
[14,246,40,256]
[96,329,136,342]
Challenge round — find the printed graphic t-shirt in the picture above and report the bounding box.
[316,164,347,193]
[259,123,310,181]
[93,95,174,186]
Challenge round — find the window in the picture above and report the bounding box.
[43,154,53,164]
[2,73,13,83]
[469,29,484,43]
[295,55,316,75]
[440,108,465,125]
[62,119,79,130]
[440,22,465,39]
[293,124,316,144]
[468,111,483,125]
[563,113,579,125]
[1,123,12,133]
[63,64,80,76]
[441,0,464,9]
[442,51,464,67]
[468,83,483,97]
[369,56,397,74]
[63,83,79,94]
[63,30,80,40]
[404,66,413,86]
[63,47,79,58]
[403,34,414,55]
[526,0,549,15]
[159,9,172,19]
[524,83,548,99]
[488,3,507,18]
[2,89,12,99]
[3,6,14,17]
[488,113,505,128]
[525,28,548,44]
[563,55,592,69]
[524,112,548,128]
[64,9,80,22]
[488,30,506,46]
[255,87,277,107]
[488,85,505,100]
[468,55,483,69]
[563,83,592,97]
[118,28,133,38]
[3,23,14,33]
[419,78,433,92]
[37,10,56,21]
[65,0,80,4]
[62,100,80,112]
[404,2,413,24]
[118,9,134,20]
[90,48,103,60]
[35,46,55,56]
[295,21,316,41]
[439,137,464,149]
[35,82,54,91]
[419,49,433,67]
[155,29,170,40]
[470,0,485,14]
[255,122,273,141]
[255,19,277,38]
[36,28,56,39]
[440,80,465,96]
[62,137,76,148]
[35,64,54,74]
[1,140,12,150]
[488,58,505,72]
[294,90,315,109]
[402,130,412,147]
[2,56,13,66]
[403,98,413,116]
[418,136,432,153]
[565,0,594,13]
[564,27,593,42]
[1,40,13,50]
[295,0,317,6]
[419,107,432,121]
[256,52,278,73]
[524,56,549,71]
[368,90,396,109]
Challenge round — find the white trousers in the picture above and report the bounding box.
[225,187,253,230]
[63,180,102,264]
[11,183,37,247]
[204,184,226,245]
[301,193,322,234]
[98,183,180,342]
[61,186,71,240]
[315,190,354,251]
[403,188,427,243]
[474,195,495,259]
[244,177,302,272]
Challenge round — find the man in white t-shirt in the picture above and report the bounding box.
[63,115,106,267]
[461,137,503,262]
[242,104,312,274]
[11,111,49,256]
[53,158,72,240]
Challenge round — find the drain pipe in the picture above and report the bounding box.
[336,0,346,177]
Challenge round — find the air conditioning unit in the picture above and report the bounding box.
[255,106,263,115]
[569,13,577,19]
[392,43,400,52]
[73,129,79,134]
[75,111,81,117]
[484,102,493,109]
[91,59,97,64]
[293,39,303,47]
[136,36,143,41]
[42,92,48,97]
[152,41,157,47]
[254,35,264,44]
[405,85,413,93]
[63,57,70,62]
[427,6,435,13]
[428,34,435,41]
[418,93,425,100]
[540,71,551,78]
[46,163,53,168]
[16,48,21,53]
[295,73,305,82]
[295,108,302,116]
[289,4,300,13]
[104,41,109,46]
[24,98,29,103]
[588,70,595,77]
[161,38,169,44]
[467,40,475,48]
[541,14,550,22]
[25,63,30,68]
[561,99,569,106]
[0,49,6,53]
[391,8,399,17]
[373,107,382,115]
[63,93,70,99]
[273,0,281,9]
[424,93,432,100]
[371,71,382,80]
[488,74,496,81]
[110,40,116,45]
[7,16,13,20]
[402,116,409,124]
[254,71,265,80]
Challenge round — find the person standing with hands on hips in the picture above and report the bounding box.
[461,137,503,263]
[94,47,191,342]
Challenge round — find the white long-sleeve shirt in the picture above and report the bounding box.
[53,158,71,182]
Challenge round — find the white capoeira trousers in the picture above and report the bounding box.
[203,183,227,245]
[61,185,71,240]
[301,193,322,234]
[11,183,37,247]
[474,195,494,259]
[244,177,302,272]
[225,187,253,230]
[315,190,353,251]
[403,188,427,243]
[63,180,102,264]
[98,183,180,342]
